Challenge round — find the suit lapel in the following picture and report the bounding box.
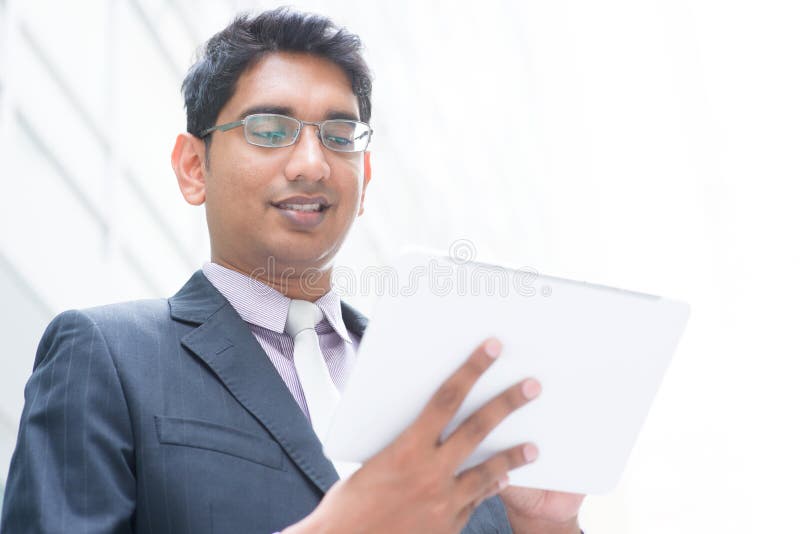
[168,270,369,494]
[341,300,369,338]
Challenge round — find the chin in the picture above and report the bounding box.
[254,243,337,273]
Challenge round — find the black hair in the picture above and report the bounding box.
[181,7,372,147]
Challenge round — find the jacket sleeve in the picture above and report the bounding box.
[461,494,513,534]
[1,309,136,534]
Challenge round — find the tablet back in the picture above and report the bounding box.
[325,253,690,494]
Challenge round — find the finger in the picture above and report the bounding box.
[440,377,541,466]
[410,338,503,441]
[476,473,510,503]
[455,442,538,508]
[454,474,510,527]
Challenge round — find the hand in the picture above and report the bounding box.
[500,485,585,534]
[284,338,542,534]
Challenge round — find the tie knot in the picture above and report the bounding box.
[285,299,324,338]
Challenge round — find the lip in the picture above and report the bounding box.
[270,195,331,208]
[270,195,331,229]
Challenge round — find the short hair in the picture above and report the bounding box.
[181,7,372,145]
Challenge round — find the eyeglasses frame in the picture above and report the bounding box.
[198,113,373,153]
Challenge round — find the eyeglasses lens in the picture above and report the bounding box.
[244,115,298,147]
[244,115,370,152]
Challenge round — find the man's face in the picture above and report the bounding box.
[202,52,370,277]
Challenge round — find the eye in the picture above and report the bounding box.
[325,135,354,147]
[253,130,288,144]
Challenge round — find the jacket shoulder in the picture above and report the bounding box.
[78,298,171,327]
[41,299,170,354]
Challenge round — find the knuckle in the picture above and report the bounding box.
[475,463,496,486]
[466,353,486,374]
[472,495,485,511]
[465,498,480,517]
[417,477,459,526]
[429,499,452,522]
[464,415,487,439]
[434,382,460,410]
[385,432,421,467]
[504,388,523,410]
[392,443,415,466]
[418,474,443,497]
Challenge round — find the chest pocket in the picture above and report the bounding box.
[155,415,284,471]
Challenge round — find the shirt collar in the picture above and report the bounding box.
[201,262,352,344]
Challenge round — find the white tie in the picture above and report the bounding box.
[284,299,361,480]
[285,299,340,440]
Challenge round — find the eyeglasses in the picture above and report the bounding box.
[199,113,373,153]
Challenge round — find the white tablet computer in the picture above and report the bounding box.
[325,252,690,494]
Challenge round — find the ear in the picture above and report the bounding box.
[171,132,207,206]
[358,150,372,216]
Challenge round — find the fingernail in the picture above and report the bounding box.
[521,379,541,399]
[523,443,538,463]
[484,338,502,359]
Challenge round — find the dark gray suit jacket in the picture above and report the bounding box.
[2,270,511,533]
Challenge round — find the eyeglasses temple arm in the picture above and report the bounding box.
[199,119,246,138]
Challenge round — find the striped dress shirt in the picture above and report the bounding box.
[201,262,360,421]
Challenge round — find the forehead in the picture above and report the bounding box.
[222,51,360,121]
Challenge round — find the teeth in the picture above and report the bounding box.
[278,203,323,212]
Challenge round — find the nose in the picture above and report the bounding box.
[284,124,331,183]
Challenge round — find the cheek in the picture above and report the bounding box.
[211,138,286,188]
[334,159,364,207]
[211,154,281,202]
[205,168,265,231]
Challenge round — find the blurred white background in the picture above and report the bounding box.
[1,0,798,532]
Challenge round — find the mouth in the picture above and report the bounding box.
[270,195,331,228]
[272,202,328,212]
[271,195,330,211]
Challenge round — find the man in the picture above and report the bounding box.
[2,8,584,533]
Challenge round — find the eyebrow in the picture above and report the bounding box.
[237,105,360,122]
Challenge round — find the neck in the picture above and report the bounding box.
[211,256,332,302]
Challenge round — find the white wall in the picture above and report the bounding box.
[0,0,228,502]
[2,0,799,531]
